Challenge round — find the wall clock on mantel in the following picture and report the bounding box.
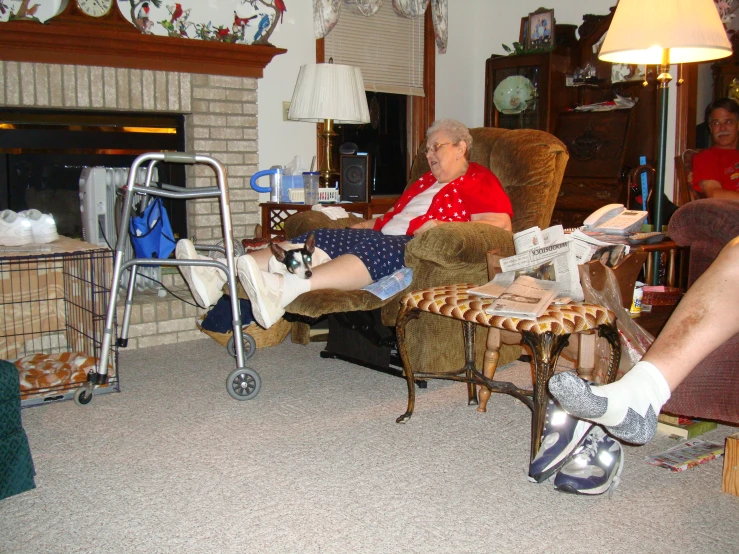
[48,0,132,26]
[75,0,115,18]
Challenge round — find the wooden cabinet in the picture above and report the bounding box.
[484,11,659,229]
[550,110,633,228]
[484,51,575,133]
[713,60,739,100]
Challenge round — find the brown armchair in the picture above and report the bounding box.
[661,199,739,425]
[282,127,569,376]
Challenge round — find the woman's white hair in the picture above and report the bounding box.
[426,119,473,155]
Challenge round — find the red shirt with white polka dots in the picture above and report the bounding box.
[373,162,513,235]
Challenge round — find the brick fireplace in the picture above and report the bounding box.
[0,60,262,242]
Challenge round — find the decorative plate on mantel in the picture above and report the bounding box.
[0,0,67,23]
[0,0,286,46]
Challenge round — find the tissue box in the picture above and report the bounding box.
[281,175,303,203]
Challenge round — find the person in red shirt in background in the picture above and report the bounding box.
[692,97,739,204]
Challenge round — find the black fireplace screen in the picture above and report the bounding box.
[0,109,187,241]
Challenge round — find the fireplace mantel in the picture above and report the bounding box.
[0,6,286,79]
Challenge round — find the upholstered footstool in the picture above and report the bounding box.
[0,359,36,500]
[395,284,621,460]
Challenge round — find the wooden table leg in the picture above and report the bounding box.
[576,331,596,383]
[478,328,501,413]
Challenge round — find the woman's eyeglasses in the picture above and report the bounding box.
[425,142,453,155]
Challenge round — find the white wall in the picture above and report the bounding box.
[256,1,317,201]
[255,0,679,198]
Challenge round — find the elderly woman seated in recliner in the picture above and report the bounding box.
[175,119,514,329]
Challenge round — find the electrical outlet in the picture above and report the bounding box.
[282,101,291,121]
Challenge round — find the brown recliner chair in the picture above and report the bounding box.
[282,127,569,377]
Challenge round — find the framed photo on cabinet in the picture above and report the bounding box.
[527,9,554,51]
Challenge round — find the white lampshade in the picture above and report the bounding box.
[599,0,732,65]
[288,63,370,124]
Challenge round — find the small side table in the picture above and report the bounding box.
[635,238,688,289]
[395,284,621,460]
[260,202,372,240]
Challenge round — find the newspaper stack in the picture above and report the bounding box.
[467,224,636,317]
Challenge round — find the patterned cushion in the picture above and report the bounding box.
[401,284,615,335]
[14,352,110,400]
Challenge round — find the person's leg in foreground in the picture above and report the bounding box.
[549,236,739,444]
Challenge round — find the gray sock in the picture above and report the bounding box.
[548,372,608,419]
[549,372,659,445]
[607,406,658,445]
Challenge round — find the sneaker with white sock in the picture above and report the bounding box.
[18,209,59,244]
[548,371,661,445]
[175,239,226,308]
[553,426,623,496]
[0,210,33,246]
[237,255,285,329]
[528,398,594,483]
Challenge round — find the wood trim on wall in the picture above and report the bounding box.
[674,64,698,204]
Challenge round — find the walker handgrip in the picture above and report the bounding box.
[250,168,278,193]
[163,152,198,164]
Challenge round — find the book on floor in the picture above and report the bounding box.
[646,439,725,472]
[656,417,718,439]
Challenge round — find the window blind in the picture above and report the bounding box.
[324,3,425,97]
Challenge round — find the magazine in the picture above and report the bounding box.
[484,276,560,319]
[645,439,725,472]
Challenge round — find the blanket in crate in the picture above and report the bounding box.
[13,352,112,400]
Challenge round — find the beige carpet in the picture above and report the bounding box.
[1,338,738,553]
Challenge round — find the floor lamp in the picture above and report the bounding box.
[598,0,731,284]
[288,63,370,188]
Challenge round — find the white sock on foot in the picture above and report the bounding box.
[279,272,311,307]
[589,361,671,426]
[248,268,311,308]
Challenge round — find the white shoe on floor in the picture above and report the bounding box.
[0,210,33,246]
[237,255,285,329]
[18,209,59,244]
[175,239,226,308]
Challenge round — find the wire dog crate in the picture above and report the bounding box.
[0,239,118,407]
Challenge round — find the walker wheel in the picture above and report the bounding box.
[74,388,93,406]
[226,333,257,360]
[227,367,261,400]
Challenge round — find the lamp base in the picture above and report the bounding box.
[319,118,339,188]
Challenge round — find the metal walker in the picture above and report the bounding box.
[75,152,261,405]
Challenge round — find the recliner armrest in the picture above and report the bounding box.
[404,222,515,269]
[284,211,365,239]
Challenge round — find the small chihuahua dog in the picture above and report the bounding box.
[269,231,317,279]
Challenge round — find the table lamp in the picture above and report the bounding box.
[288,62,370,188]
[598,0,731,284]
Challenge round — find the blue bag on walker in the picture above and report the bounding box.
[129,197,176,259]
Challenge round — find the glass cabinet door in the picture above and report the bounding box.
[489,63,544,130]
